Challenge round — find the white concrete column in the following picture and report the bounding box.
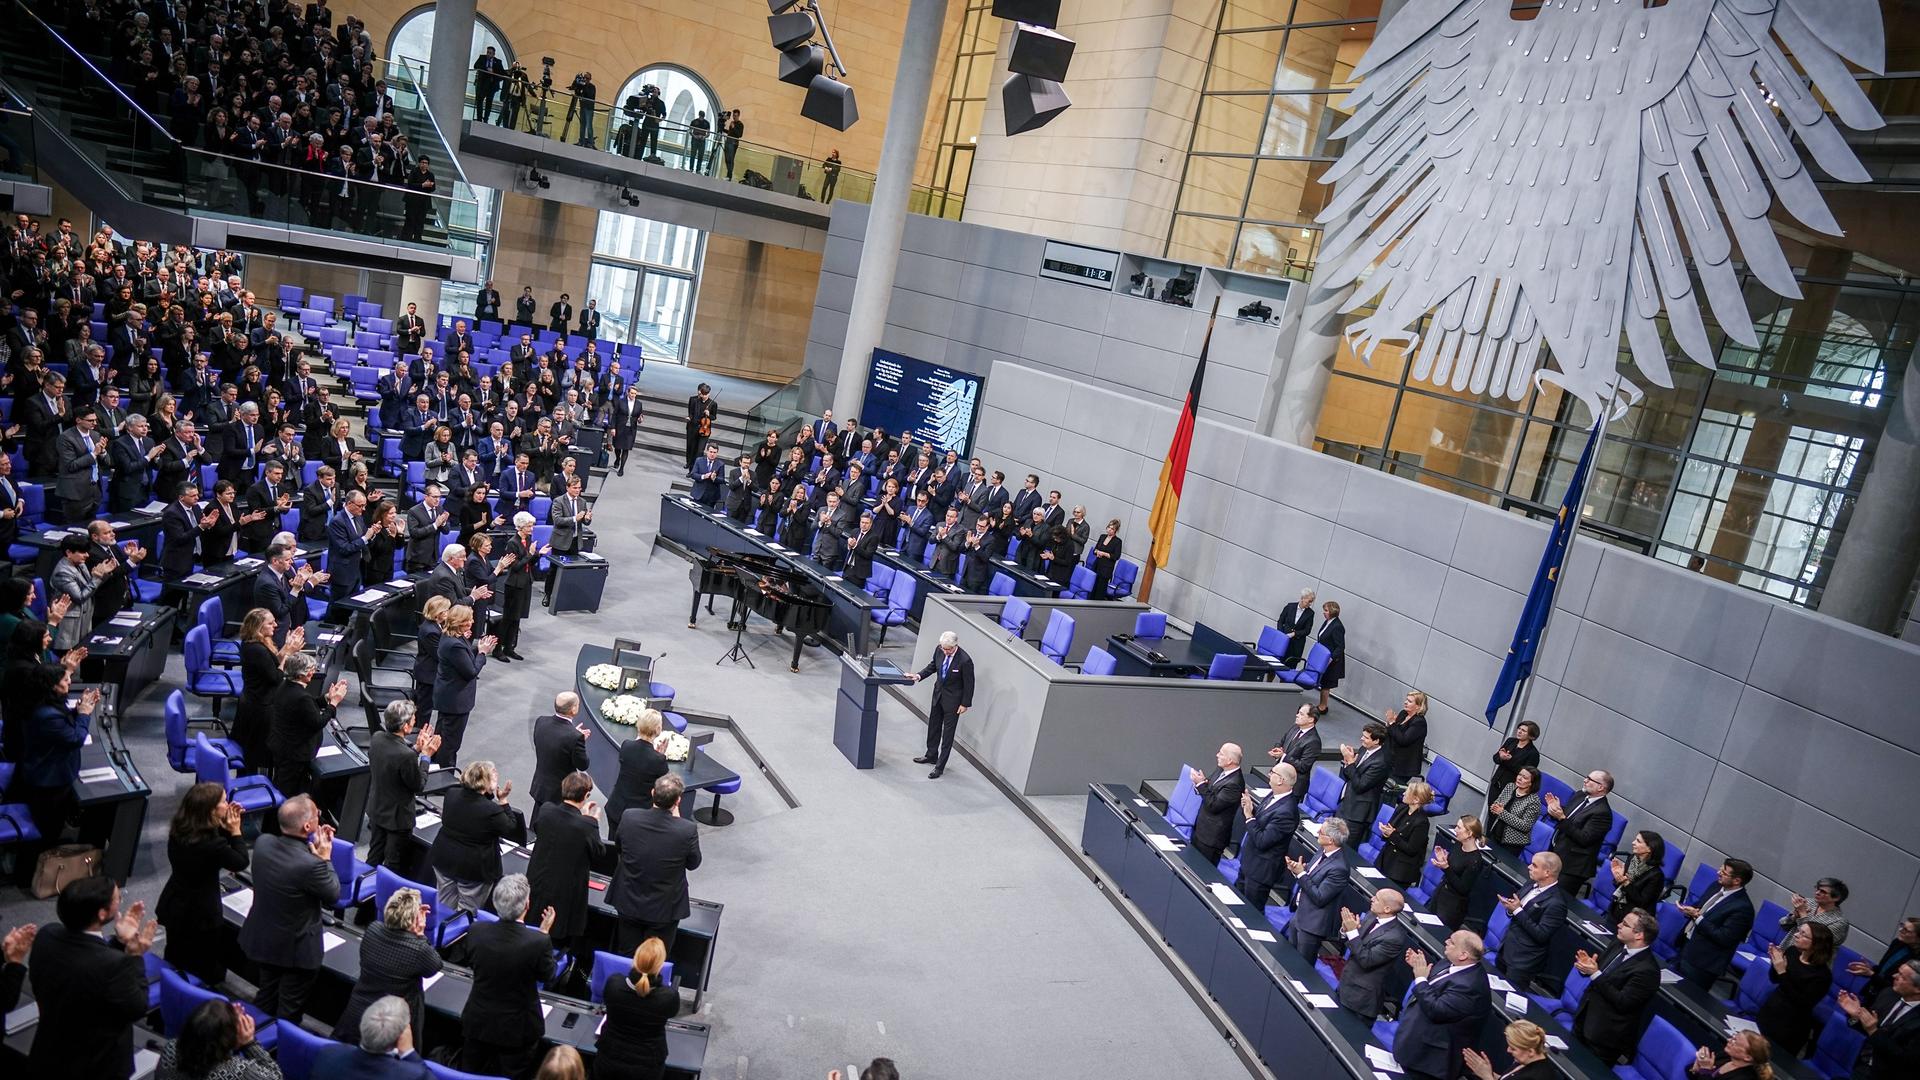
[1821,335,1920,635]
[832,0,951,420]
[426,0,476,145]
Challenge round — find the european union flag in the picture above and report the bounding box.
[1484,418,1603,726]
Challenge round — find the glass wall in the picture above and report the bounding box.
[924,1,1000,219]
[585,212,704,362]
[386,5,513,74]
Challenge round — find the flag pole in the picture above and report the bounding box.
[1501,373,1621,740]
[1139,296,1221,606]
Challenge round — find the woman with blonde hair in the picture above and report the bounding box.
[1688,1030,1772,1080]
[605,708,670,828]
[594,937,681,1080]
[331,886,443,1045]
[1375,779,1434,888]
[1464,1019,1555,1080]
[234,607,304,772]
[1429,815,1487,930]
[536,1046,589,1080]
[1384,689,1430,784]
[433,603,494,767]
[411,595,453,728]
[429,759,525,914]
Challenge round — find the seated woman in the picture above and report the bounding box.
[155,999,280,1080]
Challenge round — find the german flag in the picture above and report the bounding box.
[1145,297,1219,576]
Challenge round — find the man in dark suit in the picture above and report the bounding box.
[327,491,379,601]
[155,419,208,499]
[900,491,936,562]
[159,483,217,579]
[1840,960,1920,1080]
[393,302,427,357]
[367,701,438,868]
[1287,819,1352,960]
[474,280,503,322]
[811,490,857,571]
[1393,930,1493,1080]
[421,545,484,608]
[530,694,592,809]
[26,877,155,1080]
[1571,906,1662,1064]
[689,442,725,508]
[55,405,108,524]
[577,299,602,337]
[685,383,717,467]
[1497,851,1569,992]
[107,413,162,511]
[1187,743,1246,864]
[1274,588,1316,666]
[459,874,556,1078]
[930,508,965,577]
[253,545,315,645]
[1337,889,1410,1019]
[830,418,862,464]
[910,631,974,779]
[1675,857,1756,989]
[610,775,703,953]
[299,466,341,542]
[1269,703,1322,801]
[242,460,295,554]
[1337,722,1391,849]
[1546,768,1615,900]
[218,401,264,485]
[1011,473,1044,521]
[238,796,341,1020]
[549,294,574,335]
[313,995,431,1079]
[84,521,143,627]
[1236,763,1301,912]
[843,511,882,587]
[402,484,451,572]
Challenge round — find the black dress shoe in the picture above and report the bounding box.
[913,756,933,764]
[493,652,511,663]
[927,768,943,779]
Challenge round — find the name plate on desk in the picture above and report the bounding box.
[77,766,119,784]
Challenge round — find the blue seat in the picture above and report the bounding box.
[997,596,1033,637]
[1063,564,1096,599]
[1816,945,1871,1029]
[1106,558,1139,599]
[196,596,242,666]
[1679,862,1718,905]
[1133,611,1167,638]
[1422,756,1461,814]
[1303,766,1344,819]
[1614,1016,1692,1080]
[1252,625,1290,666]
[1407,859,1444,907]
[277,284,305,312]
[1164,764,1201,835]
[193,734,281,814]
[1278,642,1332,688]
[185,625,243,716]
[1729,901,1791,977]
[1651,901,1686,962]
[374,867,474,947]
[1726,951,1773,1016]
[871,573,915,648]
[1080,645,1117,677]
[1038,609,1074,665]
[1195,653,1246,680]
[1807,1008,1868,1080]
[647,682,676,707]
[1660,843,1685,886]
[1483,903,1512,963]
[1537,770,1576,809]
[864,563,895,598]
[271,1020,337,1080]
[329,832,379,912]
[589,949,676,1003]
[1531,967,1591,1027]
[0,803,42,847]
[1356,802,1395,863]
[164,690,242,773]
[692,776,741,827]
[1519,819,1557,865]
[662,711,688,733]
[158,966,279,1049]
[1598,809,1630,862]
[987,572,1015,597]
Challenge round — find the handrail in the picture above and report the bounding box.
[385,53,474,189]
[4,0,178,142]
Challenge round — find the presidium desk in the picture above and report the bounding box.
[905,594,1300,796]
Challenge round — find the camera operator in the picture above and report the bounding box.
[638,85,665,161]
[571,71,598,149]
[618,91,643,157]
[501,62,530,130]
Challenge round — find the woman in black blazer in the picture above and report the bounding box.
[455,483,495,547]
[497,513,545,663]
[1315,600,1345,716]
[463,532,503,639]
[1383,690,1430,784]
[594,937,682,1080]
[331,885,443,1045]
[1605,831,1669,925]
[155,782,251,985]
[605,710,670,831]
[430,758,526,915]
[1756,921,1834,1055]
[1487,720,1541,814]
[411,596,451,728]
[233,608,301,773]
[1464,1020,1558,1080]
[432,605,492,768]
[1429,815,1488,931]
[1375,781,1433,888]
[1088,518,1122,601]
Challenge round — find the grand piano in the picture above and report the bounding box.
[688,548,833,671]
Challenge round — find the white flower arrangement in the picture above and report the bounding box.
[656,731,692,762]
[585,664,623,690]
[603,694,649,725]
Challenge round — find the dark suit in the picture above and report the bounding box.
[1549,795,1612,897]
[610,806,703,953]
[431,635,486,767]
[418,561,465,607]
[1338,915,1410,1018]
[1384,711,1429,781]
[1290,847,1351,960]
[529,713,589,808]
[1852,988,1920,1080]
[252,566,308,645]
[1573,946,1661,1063]
[1190,764,1245,864]
[1337,747,1390,849]
[107,432,155,510]
[526,799,605,945]
[367,729,428,867]
[266,677,338,797]
[238,831,341,1020]
[311,1046,431,1080]
[430,784,526,897]
[689,453,724,507]
[1275,601,1315,664]
[1498,884,1568,990]
[1393,963,1493,1080]
[327,508,371,600]
[1274,724,1322,800]
[25,923,150,1080]
[459,918,556,1078]
[1681,883,1758,983]
[843,525,881,586]
[299,482,339,541]
[159,499,204,578]
[1376,804,1431,888]
[915,646,975,772]
[1236,790,1300,912]
[606,737,671,832]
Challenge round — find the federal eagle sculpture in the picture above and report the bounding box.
[1316,0,1886,418]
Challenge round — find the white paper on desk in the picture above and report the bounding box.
[1736,950,1757,963]
[133,1048,159,1078]
[110,521,132,529]
[1256,654,1284,664]
[1488,975,1514,993]
[185,573,223,585]
[1413,911,1444,926]
[1544,1035,1567,1050]
[1724,1016,1760,1036]
[1248,930,1278,942]
[767,543,787,551]
[414,812,441,830]
[1146,834,1181,852]
[315,745,345,758]
[826,574,843,581]
[235,558,262,569]
[579,552,605,561]
[743,528,761,535]
[77,766,119,784]
[541,1004,555,1019]
[1580,920,1609,936]
[324,932,348,952]
[1356,866,1387,880]
[350,589,385,602]
[221,889,254,917]
[499,839,519,854]
[422,972,444,990]
[1504,992,1529,1012]
[1289,978,1310,993]
[1228,916,1247,929]
[111,612,143,624]
[1659,968,1681,984]
[89,635,125,646]
[1303,993,1338,1008]
[1207,882,1241,905]
[1364,1046,1403,1074]
[5,1000,39,1036]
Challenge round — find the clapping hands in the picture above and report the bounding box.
[113,899,157,956]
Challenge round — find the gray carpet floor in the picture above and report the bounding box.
[1,449,1249,1080]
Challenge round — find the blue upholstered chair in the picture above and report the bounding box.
[1080,646,1117,676]
[1037,609,1074,665]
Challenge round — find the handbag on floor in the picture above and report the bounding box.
[32,844,101,899]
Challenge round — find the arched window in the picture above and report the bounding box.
[386,4,513,74]
[615,65,720,131]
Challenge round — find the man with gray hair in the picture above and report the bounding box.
[907,630,974,779]
[459,873,555,1077]
[237,795,339,1021]
[313,994,429,1076]
[219,400,264,485]
[266,650,349,797]
[403,482,453,572]
[1287,818,1352,961]
[107,412,164,512]
[367,699,440,867]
